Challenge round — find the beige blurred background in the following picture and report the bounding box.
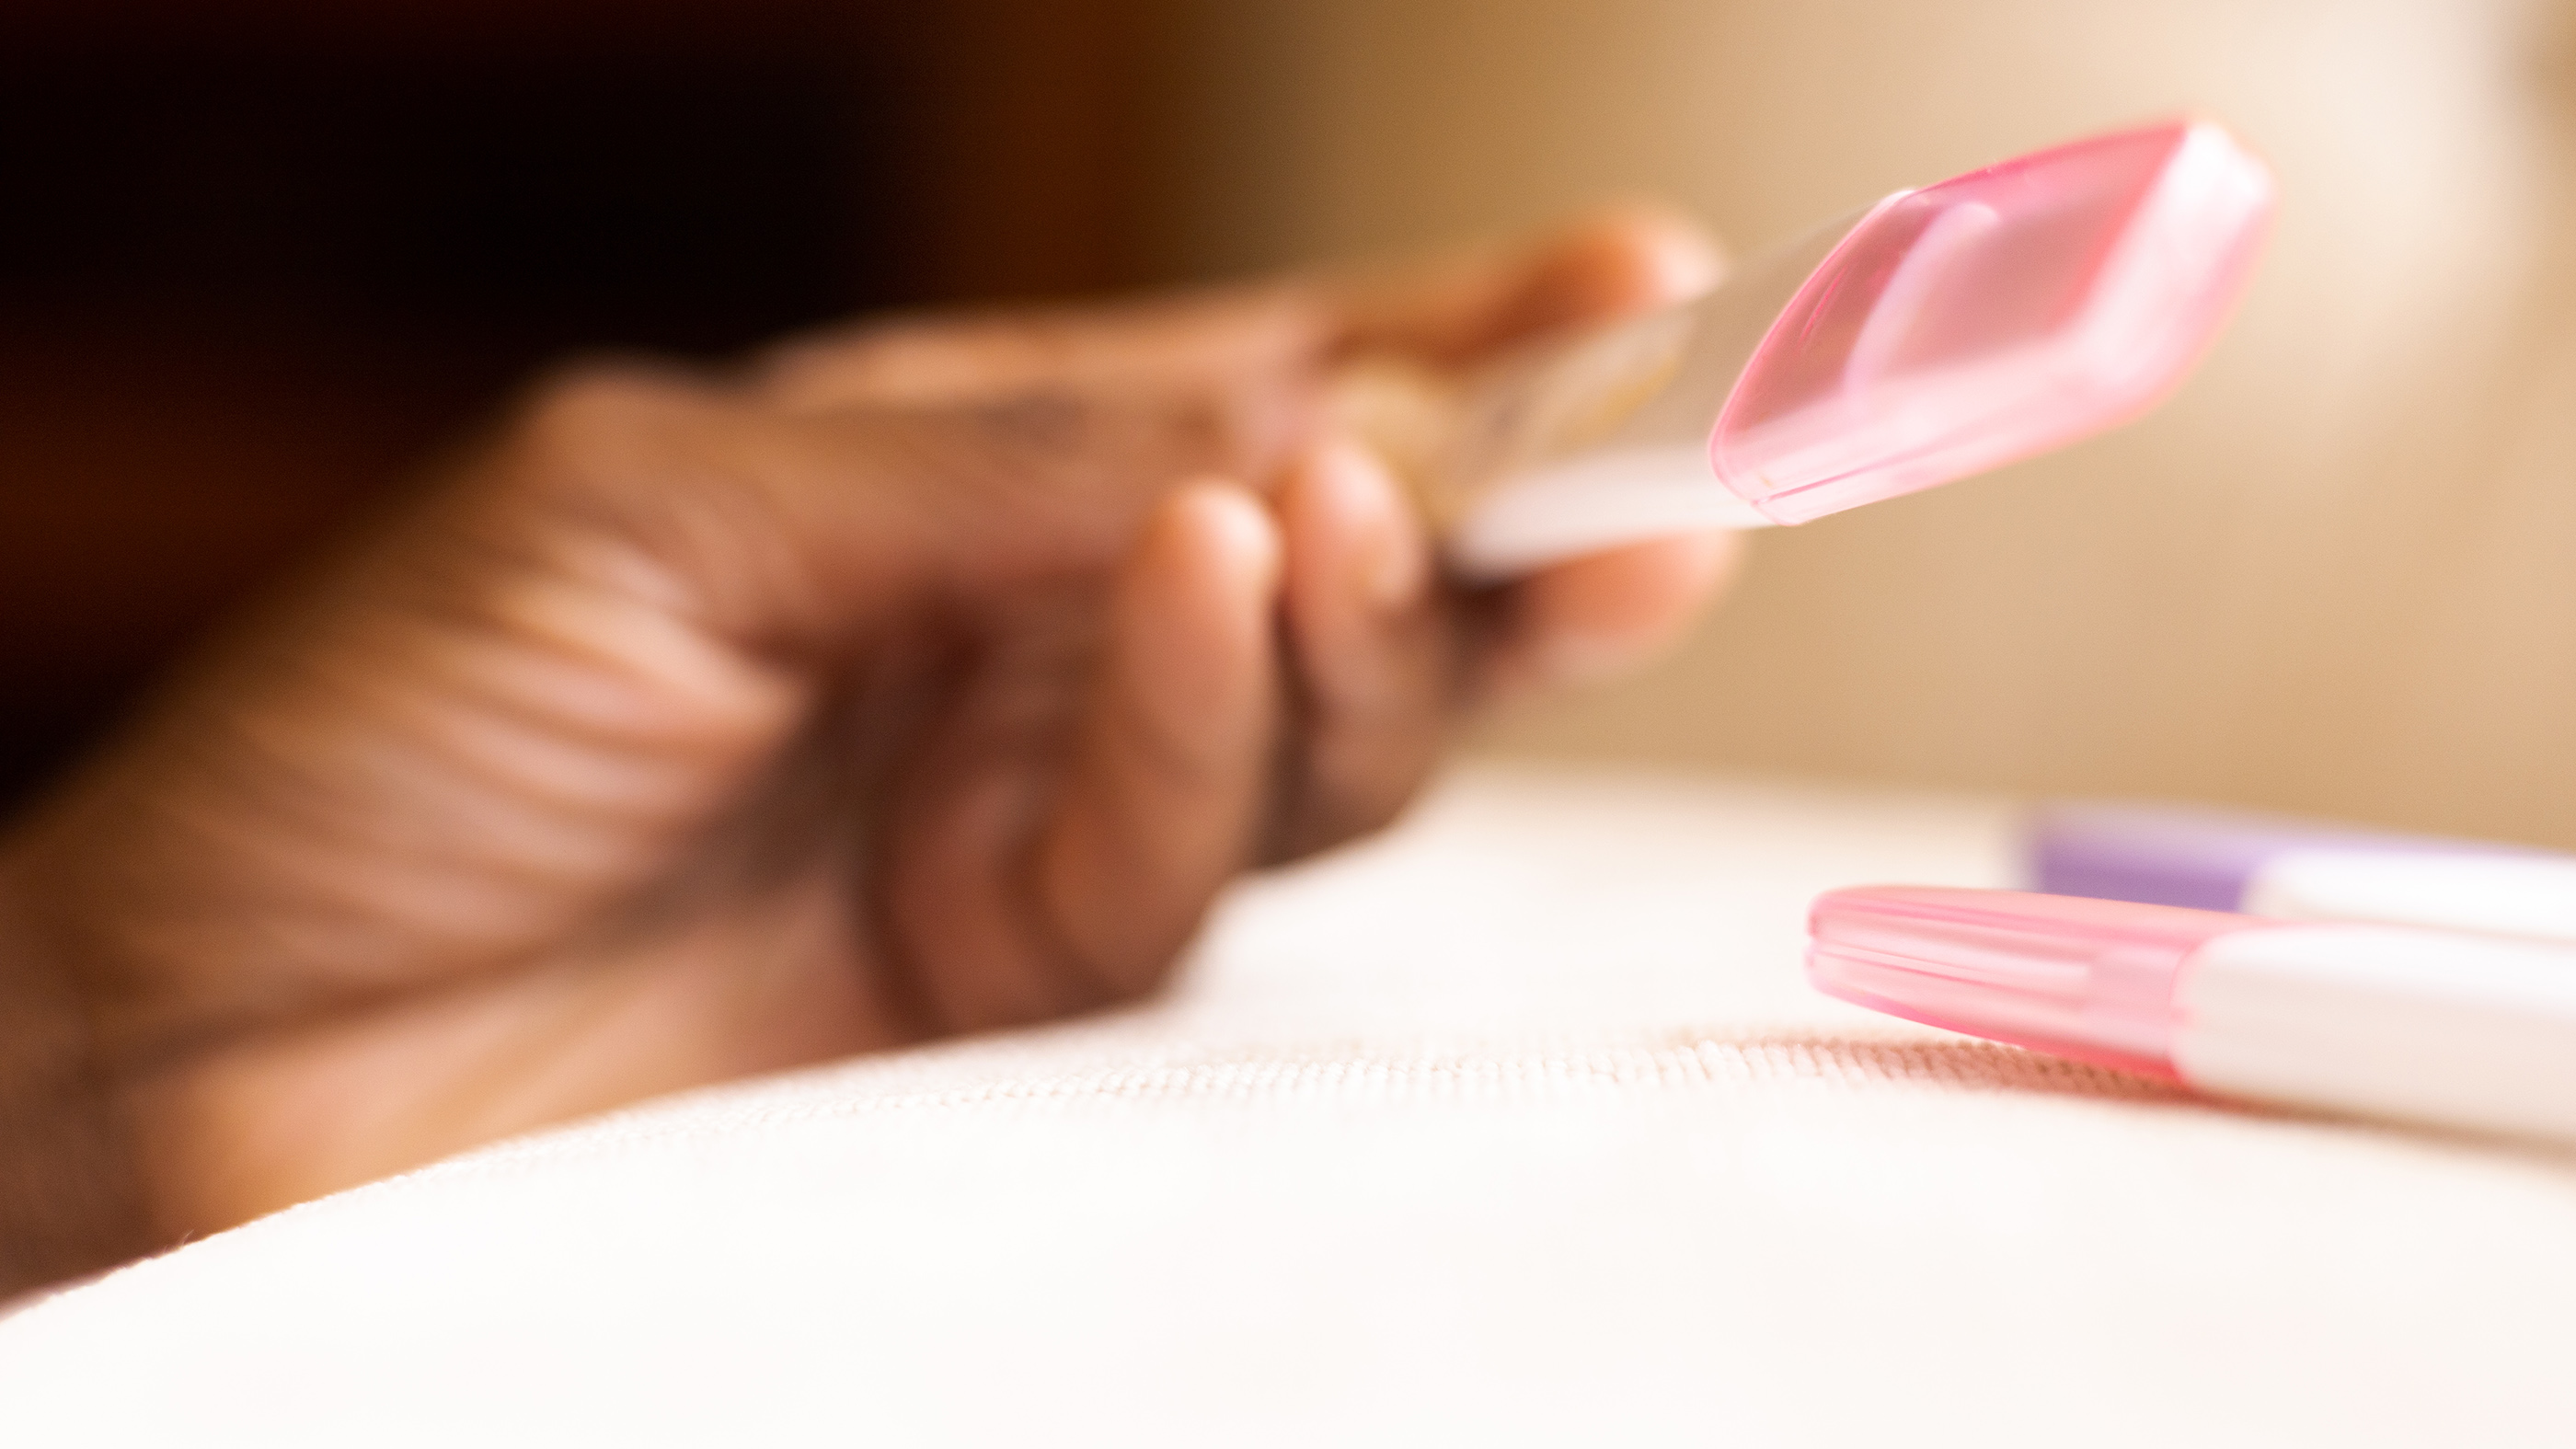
[12,1,2575,847]
[1138,0,2576,847]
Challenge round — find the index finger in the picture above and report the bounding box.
[759,207,1720,414]
[757,285,1326,414]
[1325,204,1725,366]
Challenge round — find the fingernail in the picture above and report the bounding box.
[1531,631,1648,689]
[1607,202,1728,298]
[1175,481,1285,595]
[1317,441,1426,613]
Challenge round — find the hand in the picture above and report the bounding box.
[0,211,1739,1292]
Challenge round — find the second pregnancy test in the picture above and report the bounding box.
[2028,800,2576,944]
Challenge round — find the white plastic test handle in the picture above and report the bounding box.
[1445,445,1776,581]
[2179,925,2576,1146]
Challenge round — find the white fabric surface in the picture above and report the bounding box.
[6,765,2576,1444]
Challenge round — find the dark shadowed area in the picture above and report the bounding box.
[0,0,1157,813]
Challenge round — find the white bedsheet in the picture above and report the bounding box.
[6,765,2574,1444]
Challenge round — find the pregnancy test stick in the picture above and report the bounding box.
[1341,120,2274,579]
[1810,885,2576,1149]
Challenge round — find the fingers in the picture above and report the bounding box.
[754,205,1720,424]
[870,484,1282,1031]
[1477,530,1744,702]
[1267,442,1453,860]
[1029,484,1283,998]
[1260,442,1741,864]
[756,287,1323,415]
[1330,204,1724,363]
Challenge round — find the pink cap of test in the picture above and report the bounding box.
[1715,120,2274,524]
[1807,886,2260,1079]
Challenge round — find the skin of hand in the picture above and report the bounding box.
[0,212,1739,1295]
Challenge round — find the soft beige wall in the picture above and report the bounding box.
[1142,0,2576,845]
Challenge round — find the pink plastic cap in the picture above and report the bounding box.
[1714,121,2274,524]
[1807,886,2261,1078]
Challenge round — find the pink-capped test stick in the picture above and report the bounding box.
[1810,885,2576,1149]
[1340,120,2275,578]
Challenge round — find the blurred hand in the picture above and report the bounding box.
[0,212,1738,1290]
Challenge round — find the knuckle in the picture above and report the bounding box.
[523,359,696,445]
[1331,775,1417,843]
[1269,742,1428,862]
[497,357,727,500]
